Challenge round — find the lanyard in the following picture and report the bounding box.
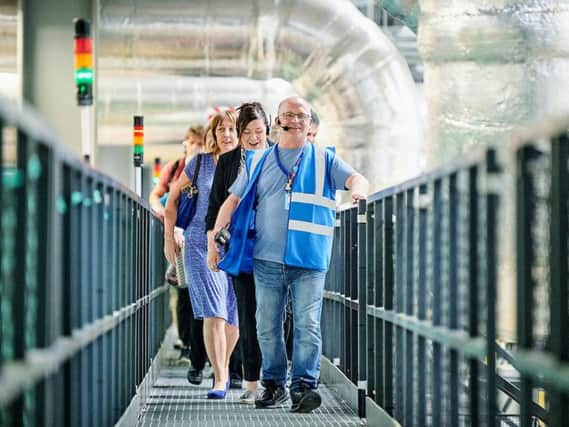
[274,144,304,192]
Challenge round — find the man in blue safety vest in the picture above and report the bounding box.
[210,96,368,413]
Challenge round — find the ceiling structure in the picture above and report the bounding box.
[0,0,423,190]
[97,0,423,190]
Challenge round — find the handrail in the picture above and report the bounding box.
[322,116,569,426]
[0,97,170,426]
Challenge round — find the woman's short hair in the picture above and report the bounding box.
[206,110,237,155]
[184,125,205,142]
[236,102,270,138]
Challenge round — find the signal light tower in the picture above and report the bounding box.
[73,18,93,162]
[153,158,161,185]
[133,115,144,196]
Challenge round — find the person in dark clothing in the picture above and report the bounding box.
[205,101,270,404]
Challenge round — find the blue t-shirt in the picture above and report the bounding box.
[229,144,354,264]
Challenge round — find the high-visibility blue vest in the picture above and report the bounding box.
[218,148,270,276]
[218,143,337,275]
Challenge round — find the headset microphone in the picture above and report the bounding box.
[276,117,290,131]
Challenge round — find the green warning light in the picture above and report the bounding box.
[75,68,93,85]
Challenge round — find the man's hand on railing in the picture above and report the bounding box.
[351,190,367,204]
[345,172,369,204]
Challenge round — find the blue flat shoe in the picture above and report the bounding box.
[211,375,230,392]
[207,389,227,399]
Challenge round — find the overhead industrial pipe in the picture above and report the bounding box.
[97,0,423,190]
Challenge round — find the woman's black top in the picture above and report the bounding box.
[205,142,273,232]
[205,146,243,232]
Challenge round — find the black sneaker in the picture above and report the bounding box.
[187,367,203,385]
[255,381,289,409]
[229,373,243,389]
[290,384,321,413]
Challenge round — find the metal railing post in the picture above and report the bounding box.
[357,199,367,418]
[467,166,480,426]
[416,184,428,427]
[484,149,500,426]
[403,188,415,427]
[366,201,377,404]
[383,196,394,415]
[547,132,569,426]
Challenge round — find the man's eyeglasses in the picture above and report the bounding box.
[279,112,311,121]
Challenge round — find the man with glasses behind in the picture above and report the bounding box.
[306,109,319,143]
[212,96,368,413]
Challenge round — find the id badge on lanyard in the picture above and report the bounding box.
[275,145,302,212]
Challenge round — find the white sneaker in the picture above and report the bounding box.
[239,389,257,404]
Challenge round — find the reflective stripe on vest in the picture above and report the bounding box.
[288,219,334,237]
[315,145,325,195]
[289,192,336,209]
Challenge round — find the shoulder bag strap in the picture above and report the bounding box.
[167,159,179,184]
[192,154,202,185]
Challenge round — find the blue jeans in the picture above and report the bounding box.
[253,259,326,389]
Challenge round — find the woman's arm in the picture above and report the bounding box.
[207,193,240,271]
[149,182,169,219]
[163,172,191,264]
[149,160,176,219]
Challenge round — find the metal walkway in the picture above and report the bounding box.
[137,366,362,427]
[3,98,569,426]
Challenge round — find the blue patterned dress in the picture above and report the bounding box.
[183,154,238,325]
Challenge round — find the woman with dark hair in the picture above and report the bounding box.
[206,101,270,404]
[164,109,239,399]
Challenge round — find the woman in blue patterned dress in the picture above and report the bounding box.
[164,110,239,399]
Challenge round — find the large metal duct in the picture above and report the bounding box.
[418,0,569,163]
[97,75,296,144]
[97,0,422,190]
[0,1,17,99]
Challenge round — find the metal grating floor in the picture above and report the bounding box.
[137,366,363,427]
